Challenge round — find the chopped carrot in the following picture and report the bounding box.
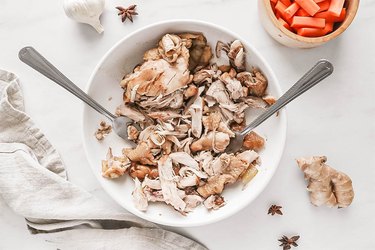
[317,1,331,13]
[275,1,293,24]
[291,16,326,28]
[276,11,281,19]
[296,22,333,36]
[295,0,320,16]
[313,0,326,3]
[327,0,345,17]
[284,2,301,19]
[271,2,276,12]
[315,8,346,22]
[296,8,310,16]
[279,0,292,7]
[270,0,278,3]
[278,17,293,31]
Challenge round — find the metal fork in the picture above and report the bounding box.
[225,59,334,153]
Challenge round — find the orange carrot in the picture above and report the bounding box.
[278,17,293,31]
[279,0,292,6]
[271,0,278,3]
[327,0,345,17]
[291,16,326,28]
[315,8,346,22]
[313,0,326,3]
[295,0,320,16]
[317,1,331,13]
[297,22,333,36]
[275,1,293,24]
[296,8,310,16]
[284,2,301,19]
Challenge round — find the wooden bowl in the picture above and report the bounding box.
[258,0,360,48]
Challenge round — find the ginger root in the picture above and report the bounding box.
[296,156,354,208]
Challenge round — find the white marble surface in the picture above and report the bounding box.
[0,0,374,249]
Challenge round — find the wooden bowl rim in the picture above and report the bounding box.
[263,0,360,44]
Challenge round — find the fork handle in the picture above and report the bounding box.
[241,59,334,136]
[18,46,116,121]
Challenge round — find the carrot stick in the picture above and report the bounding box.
[296,8,310,16]
[297,22,334,36]
[295,0,320,16]
[279,0,292,6]
[291,16,326,28]
[315,8,346,22]
[313,0,326,3]
[317,1,331,13]
[284,2,301,19]
[275,1,293,24]
[278,17,293,31]
[327,0,345,17]
[271,0,278,3]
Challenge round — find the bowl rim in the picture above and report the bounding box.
[82,19,287,227]
[262,0,360,44]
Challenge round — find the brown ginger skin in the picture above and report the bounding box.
[296,156,354,208]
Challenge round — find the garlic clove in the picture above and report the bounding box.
[63,0,105,34]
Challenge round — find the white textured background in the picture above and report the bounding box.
[0,0,374,249]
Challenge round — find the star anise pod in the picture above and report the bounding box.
[278,235,300,250]
[268,204,283,216]
[116,5,138,23]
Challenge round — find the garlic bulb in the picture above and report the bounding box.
[63,0,105,33]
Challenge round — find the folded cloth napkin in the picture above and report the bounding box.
[0,69,206,250]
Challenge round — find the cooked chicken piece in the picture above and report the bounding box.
[216,40,246,72]
[116,104,146,122]
[262,95,277,105]
[121,48,191,101]
[230,120,246,132]
[127,125,139,141]
[158,34,183,63]
[129,163,159,180]
[242,131,265,152]
[184,195,204,212]
[170,152,199,169]
[188,96,203,138]
[220,71,245,100]
[194,151,213,173]
[197,155,247,198]
[158,155,186,212]
[179,137,194,155]
[144,188,165,202]
[240,96,268,109]
[220,102,248,124]
[123,141,157,166]
[236,150,259,165]
[192,65,221,85]
[161,140,173,154]
[203,195,225,210]
[177,175,199,189]
[179,33,212,70]
[95,121,112,141]
[210,153,231,176]
[142,176,162,190]
[202,112,221,133]
[148,110,184,121]
[132,178,148,211]
[218,65,231,73]
[143,48,161,61]
[218,122,235,138]
[236,69,267,97]
[190,131,230,153]
[227,40,246,72]
[101,147,130,178]
[179,166,208,179]
[138,91,184,109]
[184,84,198,99]
[205,80,233,107]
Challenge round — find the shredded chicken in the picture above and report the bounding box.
[95,121,112,141]
[101,34,272,213]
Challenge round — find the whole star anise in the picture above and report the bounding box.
[278,235,300,250]
[116,5,138,23]
[268,204,283,216]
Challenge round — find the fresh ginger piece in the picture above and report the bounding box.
[296,156,354,208]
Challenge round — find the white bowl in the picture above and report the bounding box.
[83,20,287,227]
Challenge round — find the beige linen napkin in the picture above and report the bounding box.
[0,69,206,250]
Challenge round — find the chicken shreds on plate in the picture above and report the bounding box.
[100,33,276,214]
